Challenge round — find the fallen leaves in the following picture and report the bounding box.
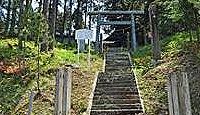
[0,61,22,75]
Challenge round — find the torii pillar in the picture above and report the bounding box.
[131,13,137,51]
[96,14,101,52]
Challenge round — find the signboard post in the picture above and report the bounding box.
[75,29,93,67]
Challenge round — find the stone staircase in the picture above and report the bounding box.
[90,48,144,115]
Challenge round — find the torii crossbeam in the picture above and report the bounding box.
[88,10,144,52]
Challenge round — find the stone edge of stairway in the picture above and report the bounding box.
[85,72,100,115]
[128,52,145,113]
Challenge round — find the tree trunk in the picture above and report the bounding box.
[62,0,67,43]
[41,0,49,52]
[4,0,11,35]
[43,0,49,19]
[50,0,58,49]
[69,0,73,35]
[149,3,161,62]
[18,0,24,49]
[10,0,17,36]
[194,8,200,41]
[39,0,43,11]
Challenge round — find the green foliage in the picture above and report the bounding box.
[21,10,50,43]
[0,38,102,114]
[162,32,190,52]
[0,73,27,114]
[133,32,196,114]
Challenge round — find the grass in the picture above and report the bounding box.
[0,38,102,115]
[132,32,200,115]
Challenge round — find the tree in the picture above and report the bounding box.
[4,0,11,35]
[43,0,49,19]
[61,0,67,41]
[18,0,24,49]
[72,0,83,30]
[10,0,17,36]
[149,3,161,61]
[49,0,58,49]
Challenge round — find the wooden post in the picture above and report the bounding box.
[168,73,180,115]
[131,13,137,51]
[57,69,64,115]
[183,73,192,115]
[178,73,192,115]
[28,91,35,115]
[62,68,72,115]
[168,76,174,115]
[168,72,192,115]
[55,68,72,115]
[55,70,61,115]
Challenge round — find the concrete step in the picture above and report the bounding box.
[90,109,143,115]
[91,103,142,110]
[92,99,141,105]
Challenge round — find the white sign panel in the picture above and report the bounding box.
[75,29,93,40]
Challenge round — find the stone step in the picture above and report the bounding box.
[92,99,141,105]
[96,82,136,88]
[105,66,131,71]
[106,57,129,60]
[106,59,129,61]
[105,65,131,68]
[99,72,133,77]
[106,52,128,55]
[95,87,138,92]
[93,94,140,100]
[91,103,142,110]
[105,69,132,73]
[106,58,129,61]
[106,49,125,53]
[96,80,136,85]
[98,74,134,80]
[90,109,143,115]
[106,60,130,63]
[106,63,130,66]
[97,78,135,84]
[94,91,139,96]
[106,51,127,54]
[90,48,143,115]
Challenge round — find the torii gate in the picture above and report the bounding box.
[88,10,144,52]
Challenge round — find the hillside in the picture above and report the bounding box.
[133,32,200,115]
[0,38,102,115]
